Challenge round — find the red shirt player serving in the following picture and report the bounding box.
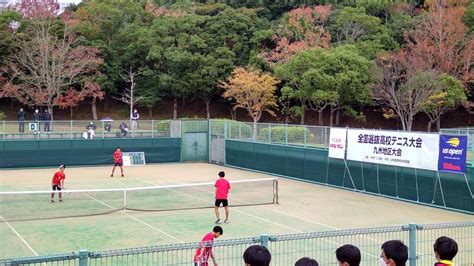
[111,147,124,177]
[51,165,66,202]
[214,171,230,224]
[193,226,223,266]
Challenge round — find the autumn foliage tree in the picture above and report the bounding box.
[219,67,279,137]
[261,5,331,66]
[0,0,104,119]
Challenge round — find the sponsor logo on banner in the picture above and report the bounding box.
[438,135,467,173]
[346,129,439,171]
[328,128,347,159]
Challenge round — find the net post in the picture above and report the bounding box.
[273,178,279,204]
[123,190,127,211]
[260,234,269,248]
[78,249,89,266]
[408,223,418,266]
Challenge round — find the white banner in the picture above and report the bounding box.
[329,128,347,159]
[346,129,439,171]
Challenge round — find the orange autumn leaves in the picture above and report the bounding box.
[219,67,279,122]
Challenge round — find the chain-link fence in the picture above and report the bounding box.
[1,221,472,266]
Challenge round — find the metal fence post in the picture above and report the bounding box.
[268,124,271,143]
[260,234,269,248]
[2,120,5,141]
[70,120,73,140]
[408,223,417,266]
[285,124,288,145]
[304,126,307,147]
[152,120,154,138]
[78,249,88,266]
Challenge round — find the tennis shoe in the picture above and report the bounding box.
[121,175,124,177]
[110,174,113,177]
[224,219,229,224]
[51,199,54,203]
[215,219,221,224]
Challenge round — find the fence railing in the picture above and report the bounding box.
[1,221,472,266]
[0,120,176,140]
[210,120,474,165]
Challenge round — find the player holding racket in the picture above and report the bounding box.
[110,147,124,177]
[51,164,66,203]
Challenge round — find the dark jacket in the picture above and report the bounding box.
[119,123,128,132]
[33,111,41,121]
[18,111,26,121]
[86,123,97,130]
[43,112,51,121]
[104,123,111,132]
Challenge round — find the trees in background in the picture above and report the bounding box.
[0,0,471,131]
[0,0,103,119]
[220,67,278,136]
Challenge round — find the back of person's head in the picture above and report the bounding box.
[218,171,225,178]
[243,245,271,266]
[212,226,223,235]
[336,244,361,266]
[434,236,458,261]
[381,240,408,266]
[295,257,318,266]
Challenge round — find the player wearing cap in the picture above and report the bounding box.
[51,165,66,202]
[110,147,124,177]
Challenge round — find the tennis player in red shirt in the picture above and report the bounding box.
[214,171,230,224]
[110,147,124,177]
[51,165,66,203]
[193,226,223,266]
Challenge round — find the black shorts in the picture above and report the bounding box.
[52,185,62,191]
[215,199,228,207]
[114,162,123,166]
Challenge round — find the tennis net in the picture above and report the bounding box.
[0,178,278,222]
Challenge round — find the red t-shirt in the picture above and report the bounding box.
[114,151,123,163]
[52,171,65,185]
[193,232,214,264]
[215,178,230,200]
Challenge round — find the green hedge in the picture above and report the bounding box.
[211,119,252,138]
[258,126,314,144]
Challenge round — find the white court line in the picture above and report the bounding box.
[0,215,38,256]
[147,176,401,251]
[136,177,380,259]
[84,194,183,243]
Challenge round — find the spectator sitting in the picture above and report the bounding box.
[104,122,111,133]
[119,122,128,138]
[295,257,318,266]
[434,236,458,266]
[243,245,271,266]
[86,122,97,139]
[380,240,408,266]
[336,244,361,266]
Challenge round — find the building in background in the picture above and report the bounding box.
[0,0,82,13]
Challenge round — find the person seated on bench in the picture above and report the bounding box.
[104,122,112,133]
[119,122,128,138]
[86,122,97,139]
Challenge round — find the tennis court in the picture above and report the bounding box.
[0,163,472,260]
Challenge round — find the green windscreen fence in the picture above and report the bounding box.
[0,138,181,168]
[225,140,474,213]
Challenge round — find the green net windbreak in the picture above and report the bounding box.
[0,178,278,222]
[225,140,474,214]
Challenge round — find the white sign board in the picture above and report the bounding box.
[346,129,439,171]
[328,128,347,159]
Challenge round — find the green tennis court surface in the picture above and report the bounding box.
[0,163,472,259]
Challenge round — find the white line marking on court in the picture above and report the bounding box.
[84,194,183,243]
[0,215,38,256]
[137,177,381,259]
